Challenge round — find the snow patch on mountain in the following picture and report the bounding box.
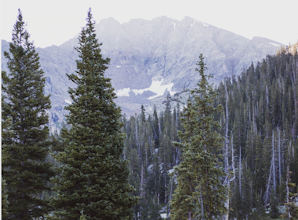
[115,79,175,99]
[171,22,176,30]
[269,42,281,47]
[116,88,130,97]
[146,79,175,99]
[203,23,209,27]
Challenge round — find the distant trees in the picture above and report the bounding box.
[170,54,227,219]
[49,9,138,219]
[216,47,298,219]
[2,9,54,219]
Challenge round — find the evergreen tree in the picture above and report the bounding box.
[170,54,227,219]
[282,170,298,219]
[2,178,9,219]
[49,8,138,219]
[79,210,87,220]
[270,190,280,218]
[2,9,54,219]
[141,104,146,124]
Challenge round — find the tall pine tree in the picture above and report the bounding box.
[49,8,138,219]
[170,54,227,220]
[2,9,54,219]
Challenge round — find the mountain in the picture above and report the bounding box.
[1,16,283,128]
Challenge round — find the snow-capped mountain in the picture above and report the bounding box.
[1,16,283,127]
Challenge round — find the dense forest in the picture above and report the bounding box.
[2,7,298,220]
[109,45,298,219]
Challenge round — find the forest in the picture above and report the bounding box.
[2,8,298,220]
[110,45,298,219]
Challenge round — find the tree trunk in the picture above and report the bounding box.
[278,127,281,185]
[223,81,229,220]
[167,177,174,220]
[272,130,276,192]
[200,190,204,220]
[188,209,192,220]
[135,116,139,157]
[239,146,242,195]
[140,163,144,198]
[264,147,274,206]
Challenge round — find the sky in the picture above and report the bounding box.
[1,0,298,48]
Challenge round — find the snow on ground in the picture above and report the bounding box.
[65,100,71,104]
[115,79,175,99]
[116,88,131,97]
[171,22,176,30]
[203,23,209,27]
[168,168,174,174]
[269,42,281,47]
[160,213,167,219]
[147,164,153,173]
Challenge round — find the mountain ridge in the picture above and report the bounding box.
[1,16,284,128]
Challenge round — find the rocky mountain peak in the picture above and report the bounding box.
[1,16,283,128]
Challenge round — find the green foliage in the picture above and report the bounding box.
[270,191,280,218]
[2,178,9,218]
[215,48,298,218]
[49,8,138,219]
[282,171,298,219]
[2,9,54,219]
[79,210,87,220]
[170,54,227,219]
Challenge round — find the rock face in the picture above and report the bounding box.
[1,16,283,126]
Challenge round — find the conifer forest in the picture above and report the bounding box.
[2,8,298,220]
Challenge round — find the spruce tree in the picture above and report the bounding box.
[2,9,54,219]
[141,104,146,123]
[170,54,227,219]
[50,8,138,219]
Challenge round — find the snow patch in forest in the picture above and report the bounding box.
[160,213,167,218]
[65,100,71,104]
[147,164,153,173]
[269,42,280,47]
[159,163,164,171]
[168,168,174,174]
[116,88,131,97]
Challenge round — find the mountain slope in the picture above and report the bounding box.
[1,16,283,125]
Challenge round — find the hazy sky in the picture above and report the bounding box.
[1,0,298,48]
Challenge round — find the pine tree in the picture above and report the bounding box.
[2,178,9,219]
[282,170,298,219]
[49,8,138,219]
[79,210,87,220]
[2,9,54,219]
[141,104,146,123]
[170,54,227,219]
